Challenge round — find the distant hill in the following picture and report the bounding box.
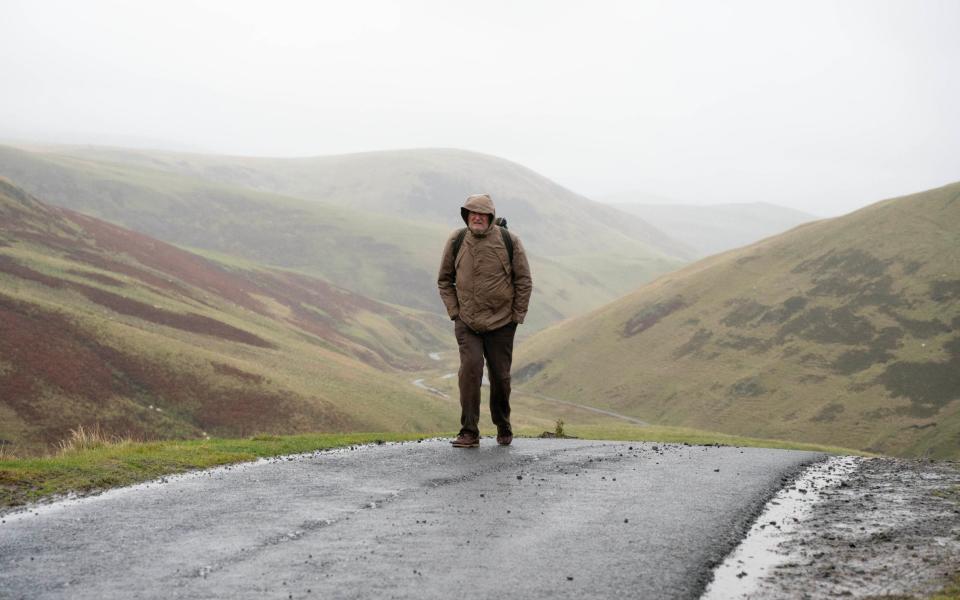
[30,145,696,260]
[604,197,818,258]
[0,178,456,453]
[515,182,960,459]
[0,145,690,332]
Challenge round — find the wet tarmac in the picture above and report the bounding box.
[703,455,861,598]
[0,439,821,599]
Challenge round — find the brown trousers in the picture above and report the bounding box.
[454,318,517,437]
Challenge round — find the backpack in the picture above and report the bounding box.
[451,217,514,280]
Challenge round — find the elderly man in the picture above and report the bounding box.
[437,193,533,448]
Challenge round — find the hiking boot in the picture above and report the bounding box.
[451,432,479,448]
[496,432,513,446]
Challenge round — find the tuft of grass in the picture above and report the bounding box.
[0,432,445,510]
[554,419,565,437]
[57,424,136,454]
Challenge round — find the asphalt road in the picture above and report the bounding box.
[0,439,823,599]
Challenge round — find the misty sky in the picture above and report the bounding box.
[2,0,958,216]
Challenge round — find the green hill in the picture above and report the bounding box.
[0,178,457,453]
[0,145,688,332]
[515,182,960,459]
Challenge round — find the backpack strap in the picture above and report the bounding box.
[450,225,514,282]
[450,228,468,283]
[499,227,514,266]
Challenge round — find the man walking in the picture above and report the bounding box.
[437,194,533,448]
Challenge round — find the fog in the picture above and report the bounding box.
[2,0,958,216]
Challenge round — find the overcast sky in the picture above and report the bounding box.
[2,0,958,216]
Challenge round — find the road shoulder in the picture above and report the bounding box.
[706,456,960,599]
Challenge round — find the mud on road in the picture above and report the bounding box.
[731,457,960,599]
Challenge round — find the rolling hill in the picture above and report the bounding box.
[604,199,817,258]
[24,145,695,259]
[515,182,960,459]
[0,145,689,332]
[0,177,457,453]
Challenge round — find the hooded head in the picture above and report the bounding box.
[461,194,496,235]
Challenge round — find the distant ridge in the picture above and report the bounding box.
[516,181,960,459]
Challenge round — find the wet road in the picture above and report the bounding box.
[0,439,822,599]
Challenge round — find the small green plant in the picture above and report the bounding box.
[554,419,565,437]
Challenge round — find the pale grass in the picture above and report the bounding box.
[57,424,137,454]
[0,443,15,460]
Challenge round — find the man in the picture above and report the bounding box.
[437,193,533,448]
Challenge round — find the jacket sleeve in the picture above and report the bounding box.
[437,232,460,320]
[510,234,532,324]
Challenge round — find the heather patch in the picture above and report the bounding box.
[514,361,547,383]
[622,297,685,337]
[672,328,713,359]
[877,340,960,416]
[759,296,808,324]
[793,248,889,279]
[210,362,266,384]
[729,377,765,397]
[0,254,272,348]
[831,347,894,375]
[930,279,960,302]
[810,402,845,422]
[716,334,770,353]
[886,311,951,339]
[778,306,876,346]
[721,299,769,328]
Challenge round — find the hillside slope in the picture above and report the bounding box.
[515,182,960,459]
[0,145,687,331]
[0,178,456,453]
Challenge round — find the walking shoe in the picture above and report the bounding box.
[451,432,480,448]
[496,432,513,446]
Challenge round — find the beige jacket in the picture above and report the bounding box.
[437,194,533,333]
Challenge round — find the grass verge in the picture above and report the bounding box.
[0,432,442,510]
[1,425,867,511]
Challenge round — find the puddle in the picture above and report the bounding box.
[701,455,860,599]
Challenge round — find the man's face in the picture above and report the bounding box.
[467,211,490,233]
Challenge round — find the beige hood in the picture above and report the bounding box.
[460,194,496,228]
